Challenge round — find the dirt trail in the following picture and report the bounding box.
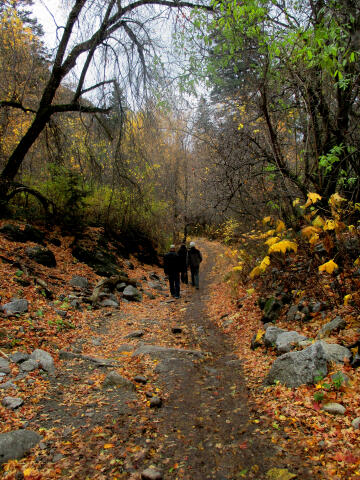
[148,241,310,480]
[24,241,311,479]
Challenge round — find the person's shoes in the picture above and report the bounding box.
[174,296,180,299]
[196,287,199,290]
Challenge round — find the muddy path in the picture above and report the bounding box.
[144,242,311,480]
[23,241,310,479]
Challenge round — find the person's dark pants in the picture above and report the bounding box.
[168,272,180,297]
[190,266,200,288]
[181,269,188,284]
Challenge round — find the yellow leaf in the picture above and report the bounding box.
[292,198,300,207]
[303,192,322,208]
[276,220,286,233]
[24,469,35,478]
[344,294,352,306]
[259,256,271,271]
[312,215,325,227]
[104,443,115,449]
[323,219,336,231]
[250,266,262,279]
[268,240,298,255]
[265,236,280,246]
[232,265,243,272]
[246,288,255,295]
[255,329,265,343]
[263,216,272,224]
[265,229,276,237]
[318,259,338,274]
[301,226,321,238]
[354,257,360,266]
[309,233,320,245]
[329,193,346,207]
[266,468,296,480]
[348,225,355,232]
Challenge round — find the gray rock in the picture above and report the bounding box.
[275,331,308,353]
[25,246,56,267]
[149,396,162,408]
[23,224,44,244]
[265,341,328,387]
[2,396,24,409]
[125,330,144,339]
[262,297,283,323]
[91,337,102,346]
[20,359,39,372]
[69,276,89,289]
[58,350,82,360]
[30,349,55,373]
[132,344,203,358]
[298,340,313,348]
[103,371,135,389]
[319,341,351,364]
[141,467,163,480]
[115,282,127,292]
[122,285,142,302]
[318,316,346,338]
[0,429,41,464]
[100,299,119,308]
[322,403,346,415]
[9,352,30,364]
[264,326,287,347]
[148,281,163,291]
[286,305,299,322]
[0,381,17,390]
[55,309,67,318]
[0,224,24,242]
[117,344,134,353]
[70,299,82,310]
[134,375,148,384]
[352,417,360,429]
[3,299,28,315]
[0,358,10,374]
[143,290,156,300]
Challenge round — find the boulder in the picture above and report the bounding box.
[0,224,24,242]
[115,282,127,292]
[30,349,55,373]
[0,430,41,464]
[102,371,135,390]
[286,305,299,322]
[101,299,119,308]
[71,242,121,277]
[318,341,351,364]
[0,358,10,374]
[275,331,308,353]
[317,316,346,338]
[125,330,144,339]
[261,297,283,323]
[9,352,29,364]
[123,285,142,302]
[2,299,28,315]
[20,359,39,372]
[352,418,360,429]
[69,276,89,289]
[265,342,328,387]
[322,403,346,415]
[25,246,56,267]
[264,326,287,347]
[2,396,24,409]
[23,224,44,244]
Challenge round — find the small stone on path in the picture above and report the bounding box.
[125,330,144,339]
[103,371,135,390]
[352,417,360,429]
[20,359,39,372]
[149,396,162,408]
[0,358,10,374]
[0,429,41,464]
[141,467,163,480]
[134,375,148,384]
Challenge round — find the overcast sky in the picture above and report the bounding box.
[32,1,65,51]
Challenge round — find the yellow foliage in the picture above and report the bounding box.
[301,226,321,238]
[276,220,286,233]
[265,229,276,237]
[268,240,298,255]
[344,294,352,306]
[250,266,262,279]
[312,215,325,227]
[329,193,346,208]
[255,329,265,343]
[259,256,271,271]
[309,233,320,245]
[265,236,280,246]
[232,265,243,272]
[303,192,322,208]
[292,198,300,207]
[323,219,336,231]
[263,216,272,224]
[318,259,338,274]
[354,257,360,266]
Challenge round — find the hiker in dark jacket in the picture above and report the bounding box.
[177,243,188,284]
[163,244,181,298]
[188,241,202,289]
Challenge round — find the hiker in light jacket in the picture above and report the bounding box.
[188,241,202,289]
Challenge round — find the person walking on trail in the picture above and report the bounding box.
[177,243,188,284]
[163,244,181,298]
[188,241,202,289]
